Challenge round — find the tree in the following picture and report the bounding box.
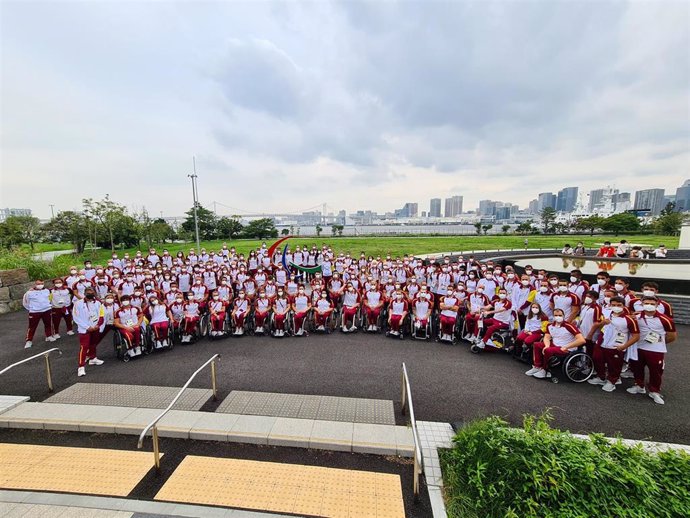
[182,204,217,240]
[0,217,24,248]
[336,225,344,237]
[474,222,482,235]
[242,218,278,239]
[482,224,493,235]
[539,207,557,234]
[331,224,344,237]
[654,203,687,235]
[281,228,290,236]
[150,218,176,244]
[83,195,128,251]
[42,211,89,253]
[575,215,605,236]
[315,224,323,237]
[515,220,534,235]
[601,213,640,235]
[501,224,511,234]
[216,216,244,239]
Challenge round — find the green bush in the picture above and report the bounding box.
[0,249,69,281]
[439,414,690,518]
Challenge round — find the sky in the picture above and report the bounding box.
[1,0,689,219]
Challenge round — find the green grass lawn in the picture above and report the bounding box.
[5,233,679,280]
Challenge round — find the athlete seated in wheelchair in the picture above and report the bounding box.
[180,293,204,343]
[312,292,335,333]
[411,291,433,340]
[231,290,250,336]
[114,295,145,359]
[271,290,291,337]
[386,289,408,338]
[362,284,385,333]
[525,308,588,380]
[253,291,272,335]
[340,283,360,333]
[145,295,172,349]
[437,286,461,343]
[513,303,548,362]
[291,286,311,337]
[208,291,230,338]
[472,287,513,352]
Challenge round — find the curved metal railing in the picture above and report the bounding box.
[137,354,220,469]
[401,362,424,499]
[0,348,62,392]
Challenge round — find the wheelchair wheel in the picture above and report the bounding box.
[113,331,129,362]
[199,313,210,338]
[564,352,594,383]
[141,328,154,355]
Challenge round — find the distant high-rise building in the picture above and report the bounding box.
[495,205,516,221]
[0,208,32,222]
[337,210,346,225]
[613,192,631,212]
[394,202,418,218]
[478,200,497,216]
[528,199,539,214]
[590,190,601,211]
[537,192,557,212]
[675,179,690,212]
[429,198,442,217]
[444,196,463,217]
[556,187,578,212]
[634,189,666,215]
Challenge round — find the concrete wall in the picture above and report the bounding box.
[0,269,34,314]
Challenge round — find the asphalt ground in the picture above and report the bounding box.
[1,309,689,446]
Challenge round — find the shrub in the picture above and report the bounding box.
[439,414,690,518]
[0,249,69,281]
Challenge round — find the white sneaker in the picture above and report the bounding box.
[67,330,75,336]
[256,326,263,334]
[154,341,163,349]
[295,329,302,336]
[476,341,486,349]
[602,381,616,392]
[648,392,665,405]
[77,367,86,377]
[350,325,357,332]
[525,367,540,376]
[279,330,284,336]
[532,369,547,379]
[127,349,136,358]
[238,328,244,335]
[46,336,55,342]
[587,377,606,385]
[88,358,104,366]
[341,326,348,333]
[24,341,32,349]
[620,370,634,379]
[52,334,61,340]
[626,385,646,395]
[134,347,142,355]
[318,325,325,331]
[615,379,622,385]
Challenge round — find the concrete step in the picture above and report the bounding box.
[0,402,415,457]
[45,383,212,411]
[217,390,396,425]
[0,395,29,415]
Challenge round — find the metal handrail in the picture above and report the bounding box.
[401,362,423,499]
[0,348,62,392]
[137,354,220,469]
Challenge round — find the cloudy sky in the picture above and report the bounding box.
[1,0,688,219]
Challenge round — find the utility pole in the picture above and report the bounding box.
[188,157,201,252]
[49,204,55,218]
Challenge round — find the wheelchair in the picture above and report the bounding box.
[339,306,361,333]
[385,313,409,339]
[229,308,255,337]
[410,312,435,341]
[113,325,150,362]
[252,309,271,336]
[436,313,462,345]
[547,348,594,384]
[180,313,209,344]
[147,320,174,351]
[291,309,311,337]
[268,311,293,338]
[360,305,386,333]
[308,309,337,334]
[470,326,514,354]
[207,312,231,340]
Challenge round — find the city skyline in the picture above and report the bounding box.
[1,1,688,219]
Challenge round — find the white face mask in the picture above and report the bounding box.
[35,284,44,290]
[611,306,624,314]
[531,307,540,314]
[558,286,568,293]
[521,280,530,286]
[105,298,114,304]
[213,296,219,301]
[176,299,183,303]
[151,300,158,305]
[584,297,593,305]
[539,287,548,293]
[570,276,578,283]
[507,273,515,279]
[498,293,506,300]
[476,288,484,293]
[614,284,625,292]
[554,316,564,323]
[642,290,655,297]
[122,301,130,307]
[642,303,655,312]
[597,279,607,286]
[549,279,559,286]
[604,297,611,305]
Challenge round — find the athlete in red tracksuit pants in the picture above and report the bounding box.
[72,290,105,376]
[272,295,289,335]
[387,292,408,335]
[50,280,74,338]
[314,294,334,329]
[341,286,360,332]
[526,310,585,379]
[254,293,271,332]
[208,295,227,335]
[292,291,311,336]
[22,281,54,347]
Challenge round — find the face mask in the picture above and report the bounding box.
[321,294,327,298]
[35,284,44,290]
[446,291,454,297]
[584,297,593,305]
[597,279,606,286]
[525,269,533,274]
[614,284,624,292]
[278,292,284,297]
[122,300,130,306]
[213,296,219,301]
[79,275,86,281]
[549,279,558,286]
[507,274,515,279]
[477,288,484,294]
[537,274,544,280]
[611,306,624,314]
[558,286,568,293]
[239,294,245,298]
[604,297,611,305]
[531,307,540,314]
[151,300,158,305]
[539,287,548,293]
[570,276,578,283]
[70,270,77,274]
[134,292,141,296]
[85,263,92,268]
[469,274,475,279]
[55,283,63,289]
[105,298,114,304]
[457,286,465,291]
[521,280,530,287]
[643,304,656,312]
[485,275,493,280]
[554,316,564,323]
[176,298,183,303]
[498,293,506,300]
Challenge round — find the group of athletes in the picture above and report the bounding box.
[21,242,678,404]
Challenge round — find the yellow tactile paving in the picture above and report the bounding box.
[0,443,158,497]
[155,456,405,518]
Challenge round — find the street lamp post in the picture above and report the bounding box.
[188,157,201,252]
